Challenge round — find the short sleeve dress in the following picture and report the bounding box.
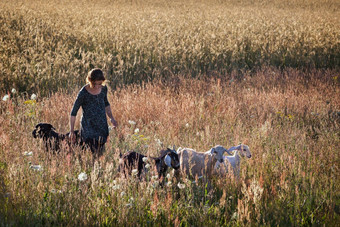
[70,85,110,144]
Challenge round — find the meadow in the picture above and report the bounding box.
[0,0,339,226]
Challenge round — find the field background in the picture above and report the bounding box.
[0,0,339,226]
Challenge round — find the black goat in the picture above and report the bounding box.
[118,147,180,179]
[32,123,84,152]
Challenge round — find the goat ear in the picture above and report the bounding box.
[172,145,178,154]
[210,148,215,155]
[164,155,172,167]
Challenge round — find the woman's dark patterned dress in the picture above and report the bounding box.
[71,85,110,147]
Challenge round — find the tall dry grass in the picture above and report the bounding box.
[0,68,339,225]
[0,0,339,95]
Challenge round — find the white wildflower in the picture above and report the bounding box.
[23,151,33,156]
[30,165,42,171]
[166,173,171,179]
[11,88,16,94]
[128,120,136,125]
[185,123,190,128]
[30,94,37,100]
[113,180,117,185]
[155,138,163,146]
[120,191,126,197]
[51,189,62,194]
[129,197,134,203]
[132,169,138,176]
[152,181,159,188]
[77,172,88,181]
[142,157,148,163]
[145,164,150,169]
[151,175,158,181]
[2,95,9,102]
[177,183,185,189]
[166,181,172,187]
[231,212,238,221]
[113,184,120,190]
[134,128,139,133]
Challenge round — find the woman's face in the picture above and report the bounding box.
[90,80,104,89]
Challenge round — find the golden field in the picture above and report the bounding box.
[0,0,339,226]
[0,0,339,94]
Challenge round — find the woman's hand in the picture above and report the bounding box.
[69,131,76,144]
[110,118,118,128]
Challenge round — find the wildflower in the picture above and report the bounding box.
[120,191,126,197]
[24,100,36,105]
[177,183,185,189]
[152,181,159,188]
[113,184,120,190]
[155,139,163,146]
[78,172,88,181]
[185,123,190,128]
[129,197,134,203]
[30,94,37,100]
[145,164,151,169]
[132,169,138,176]
[166,181,172,187]
[231,212,238,221]
[51,189,62,194]
[23,151,33,156]
[2,95,9,102]
[151,175,158,181]
[134,128,139,133]
[113,180,117,185]
[166,173,171,179]
[11,88,16,94]
[30,165,42,171]
[128,120,136,125]
[142,157,148,163]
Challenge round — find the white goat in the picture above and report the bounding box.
[176,145,233,178]
[214,144,251,177]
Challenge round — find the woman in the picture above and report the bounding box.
[69,68,118,158]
